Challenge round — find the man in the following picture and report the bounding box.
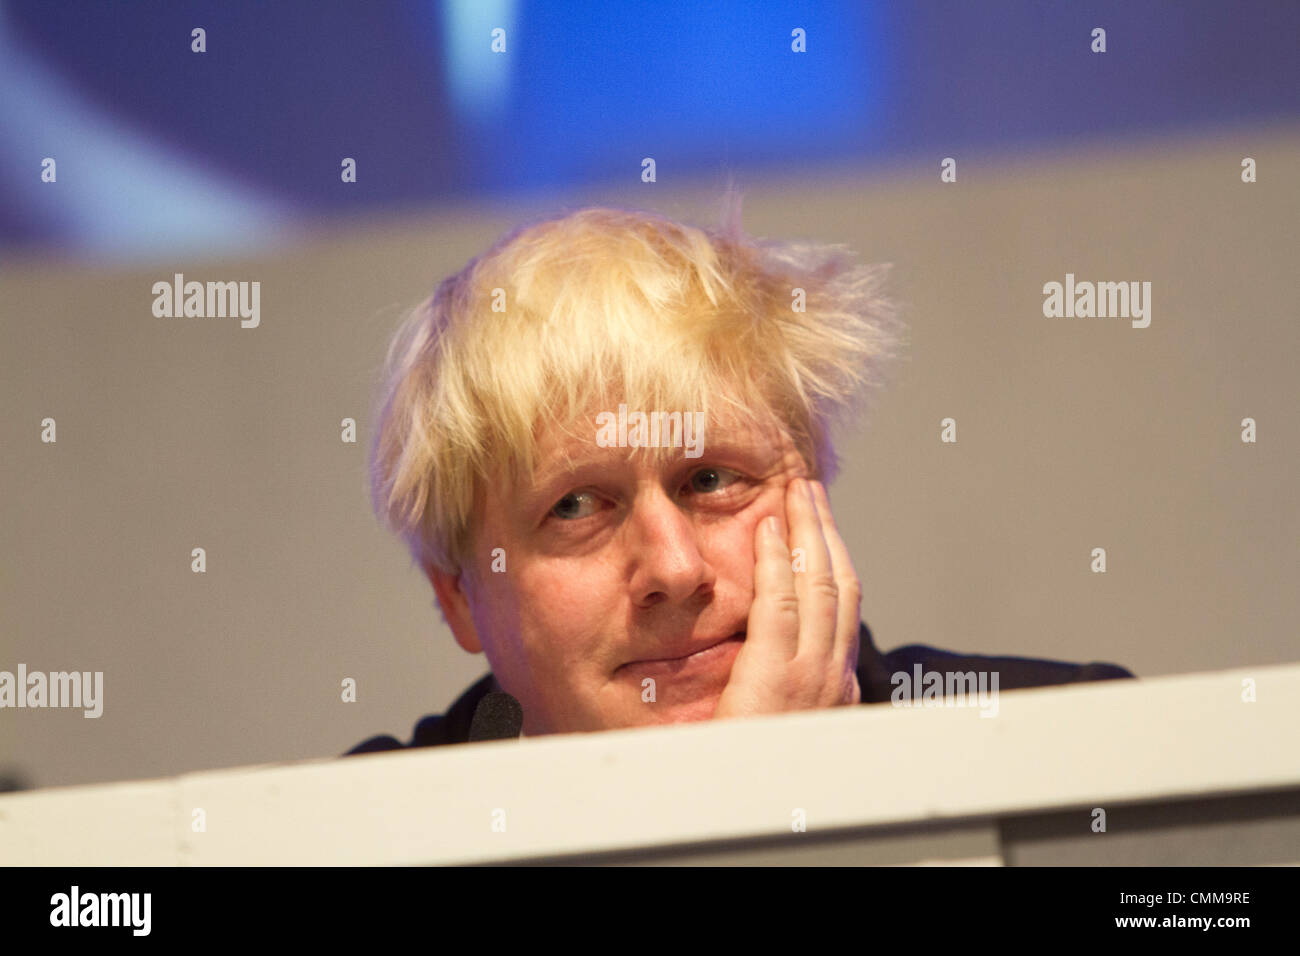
[347,205,1132,754]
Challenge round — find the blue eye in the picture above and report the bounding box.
[550,490,599,521]
[686,467,739,494]
[549,468,741,523]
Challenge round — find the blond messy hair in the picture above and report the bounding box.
[369,203,904,577]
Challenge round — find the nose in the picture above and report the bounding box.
[624,483,715,608]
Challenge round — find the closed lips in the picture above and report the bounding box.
[633,632,745,665]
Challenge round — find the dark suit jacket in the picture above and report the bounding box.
[345,620,1134,754]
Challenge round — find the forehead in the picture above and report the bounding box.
[532,405,787,477]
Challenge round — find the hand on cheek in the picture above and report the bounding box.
[714,478,862,720]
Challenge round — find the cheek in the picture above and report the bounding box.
[514,562,617,643]
[718,486,795,585]
[704,519,762,590]
[467,572,518,640]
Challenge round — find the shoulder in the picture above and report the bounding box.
[861,641,1134,703]
[342,714,450,755]
[341,672,495,756]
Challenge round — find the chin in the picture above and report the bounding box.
[633,692,724,727]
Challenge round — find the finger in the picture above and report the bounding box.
[747,508,800,664]
[809,480,863,681]
[786,477,838,663]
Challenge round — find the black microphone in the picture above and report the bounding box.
[468,691,524,742]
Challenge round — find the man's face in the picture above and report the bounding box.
[433,407,811,737]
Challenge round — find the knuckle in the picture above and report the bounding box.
[807,571,839,601]
[765,591,801,619]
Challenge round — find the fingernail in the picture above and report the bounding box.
[766,516,780,536]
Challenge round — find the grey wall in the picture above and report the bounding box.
[3,122,1297,790]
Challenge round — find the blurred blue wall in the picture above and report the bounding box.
[3,0,1297,258]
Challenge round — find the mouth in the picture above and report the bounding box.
[622,631,746,669]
